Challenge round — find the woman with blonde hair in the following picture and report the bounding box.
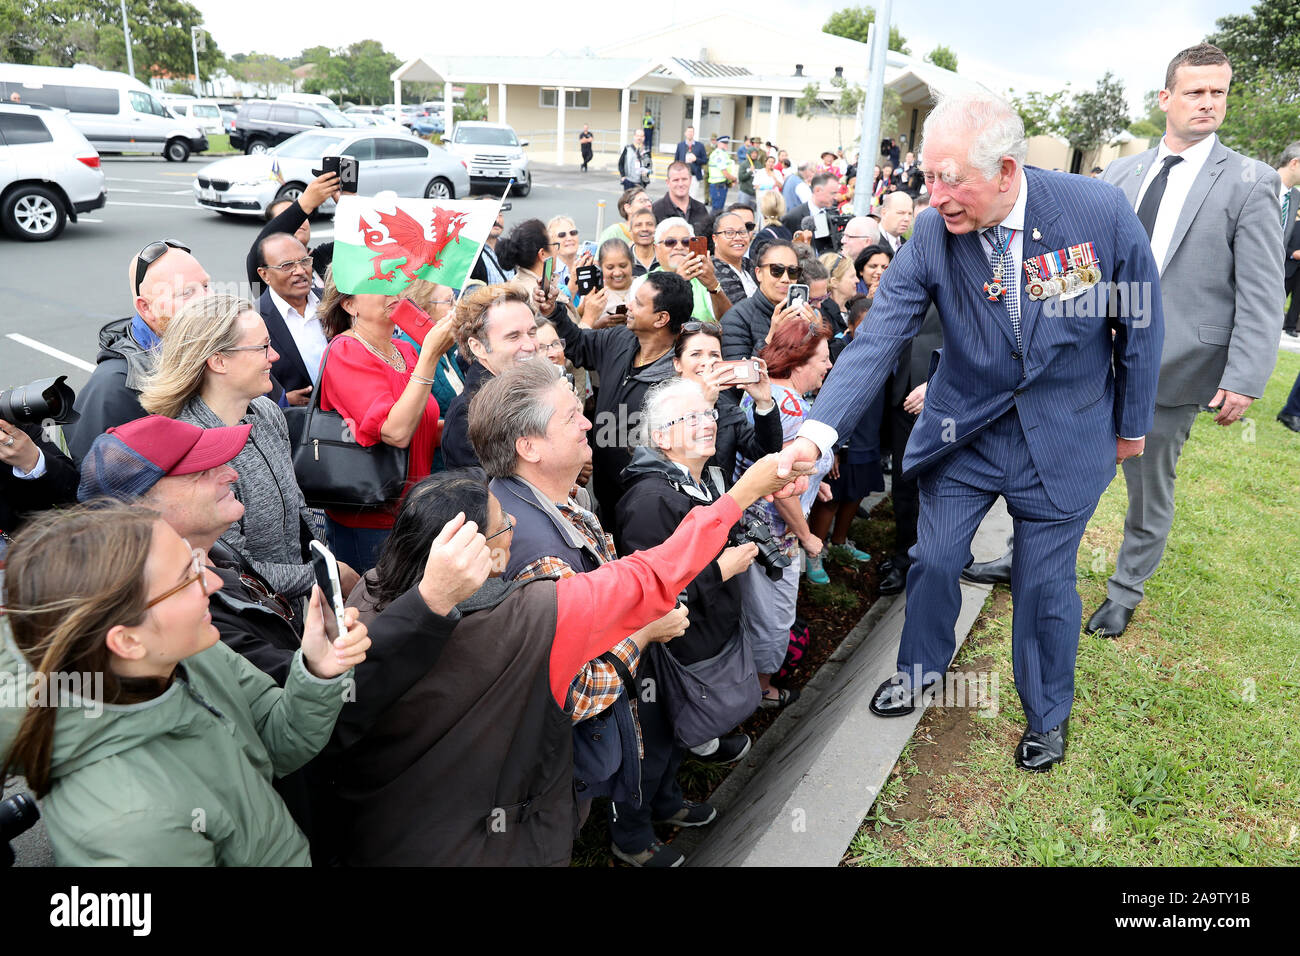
[754,189,793,248]
[819,251,860,315]
[139,294,349,599]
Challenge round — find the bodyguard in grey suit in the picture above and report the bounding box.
[779,91,1163,771]
[1087,44,1285,638]
[1278,142,1300,338]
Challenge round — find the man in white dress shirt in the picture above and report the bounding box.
[257,233,327,406]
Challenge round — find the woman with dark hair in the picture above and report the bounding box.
[334,458,803,865]
[599,186,653,244]
[854,242,894,297]
[719,239,819,361]
[574,238,637,328]
[672,321,781,484]
[710,210,756,306]
[314,272,447,571]
[735,317,835,704]
[496,218,562,301]
[0,502,368,865]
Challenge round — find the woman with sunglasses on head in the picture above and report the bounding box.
[718,239,819,362]
[0,500,369,865]
[139,293,357,601]
[673,321,782,488]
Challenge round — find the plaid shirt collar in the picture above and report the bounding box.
[508,475,616,565]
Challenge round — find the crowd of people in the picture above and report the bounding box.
[1,40,1294,867]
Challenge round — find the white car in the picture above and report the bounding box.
[445,121,531,196]
[0,103,106,241]
[193,128,470,218]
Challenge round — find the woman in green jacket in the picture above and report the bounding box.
[0,502,369,866]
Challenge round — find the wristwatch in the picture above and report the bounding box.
[708,285,722,295]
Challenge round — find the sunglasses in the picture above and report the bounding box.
[240,572,295,622]
[680,321,722,335]
[764,264,802,280]
[658,237,691,248]
[133,239,191,297]
[552,230,579,239]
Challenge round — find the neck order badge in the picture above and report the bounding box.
[331,194,504,295]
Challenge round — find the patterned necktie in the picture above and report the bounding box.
[988,225,1022,354]
[1283,191,1291,230]
[1136,155,1184,239]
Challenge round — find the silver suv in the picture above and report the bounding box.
[0,104,106,241]
[445,121,531,196]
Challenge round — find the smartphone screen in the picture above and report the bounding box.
[391,298,433,346]
[542,256,554,289]
[308,541,345,642]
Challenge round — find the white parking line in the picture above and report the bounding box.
[108,201,195,209]
[5,334,95,373]
[79,217,103,222]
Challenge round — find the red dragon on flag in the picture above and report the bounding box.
[360,206,469,282]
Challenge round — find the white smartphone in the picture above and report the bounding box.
[308,540,347,642]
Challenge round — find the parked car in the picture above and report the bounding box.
[0,63,207,162]
[229,101,354,154]
[444,121,530,196]
[193,128,470,218]
[165,98,225,136]
[0,103,106,241]
[220,108,237,134]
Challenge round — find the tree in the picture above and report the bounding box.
[924,44,958,72]
[1206,0,1300,86]
[345,39,399,105]
[231,53,291,96]
[454,84,487,123]
[1057,72,1130,153]
[0,0,223,84]
[1006,87,1068,137]
[795,74,867,150]
[823,5,909,54]
[1128,89,1165,138]
[1217,67,1300,165]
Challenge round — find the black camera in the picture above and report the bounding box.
[0,792,40,868]
[732,518,791,581]
[0,375,79,427]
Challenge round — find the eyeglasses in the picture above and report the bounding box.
[680,321,721,335]
[714,229,748,240]
[145,542,209,609]
[485,513,515,541]
[133,239,191,297]
[660,408,719,430]
[541,340,565,353]
[658,237,691,248]
[222,340,273,358]
[810,294,829,305]
[553,230,579,239]
[265,255,314,274]
[764,264,802,280]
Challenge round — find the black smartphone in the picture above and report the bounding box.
[786,284,810,310]
[575,264,602,295]
[317,155,359,193]
[308,540,346,642]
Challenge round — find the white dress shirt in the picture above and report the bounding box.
[268,286,326,384]
[798,171,1029,455]
[1134,133,1217,273]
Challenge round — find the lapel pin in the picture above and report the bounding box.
[1031,227,1042,241]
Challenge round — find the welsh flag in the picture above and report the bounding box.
[330,193,502,295]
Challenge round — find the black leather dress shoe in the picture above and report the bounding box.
[878,562,907,595]
[1085,598,1134,638]
[1278,413,1300,434]
[1015,720,1068,772]
[869,677,932,717]
[961,546,1013,585]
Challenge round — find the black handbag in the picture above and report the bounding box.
[290,339,409,509]
[651,632,762,750]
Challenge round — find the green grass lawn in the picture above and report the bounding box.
[847,350,1300,866]
[201,134,239,155]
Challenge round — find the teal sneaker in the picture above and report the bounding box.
[804,550,830,584]
[832,539,871,563]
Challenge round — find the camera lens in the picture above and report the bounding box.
[0,376,79,426]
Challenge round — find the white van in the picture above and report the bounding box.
[165,98,224,136]
[0,63,209,161]
[275,92,342,114]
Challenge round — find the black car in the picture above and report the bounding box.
[230,101,353,154]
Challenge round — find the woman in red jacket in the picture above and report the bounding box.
[316,276,453,571]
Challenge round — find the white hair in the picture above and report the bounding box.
[920,90,1027,180]
[654,216,692,244]
[638,377,708,450]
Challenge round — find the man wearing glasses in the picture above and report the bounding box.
[256,233,326,407]
[68,239,212,463]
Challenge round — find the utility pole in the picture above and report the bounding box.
[119,0,134,78]
[191,26,204,97]
[853,0,893,217]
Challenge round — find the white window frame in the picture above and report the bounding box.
[539,88,591,110]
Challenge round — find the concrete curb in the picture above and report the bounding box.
[678,499,1013,867]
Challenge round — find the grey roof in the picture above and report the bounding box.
[671,58,752,79]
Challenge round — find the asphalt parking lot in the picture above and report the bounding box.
[0,156,630,397]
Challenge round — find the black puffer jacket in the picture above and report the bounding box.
[719,290,779,361]
[616,448,740,665]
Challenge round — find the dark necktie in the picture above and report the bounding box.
[1136,155,1184,239]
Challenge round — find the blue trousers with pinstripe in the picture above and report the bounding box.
[898,408,1098,732]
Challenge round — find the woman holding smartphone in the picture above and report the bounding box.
[573,239,637,329]
[548,215,595,300]
[718,239,819,362]
[0,501,369,865]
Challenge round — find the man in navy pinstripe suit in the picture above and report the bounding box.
[779,91,1164,771]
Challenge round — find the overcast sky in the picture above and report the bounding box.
[193,0,1256,114]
